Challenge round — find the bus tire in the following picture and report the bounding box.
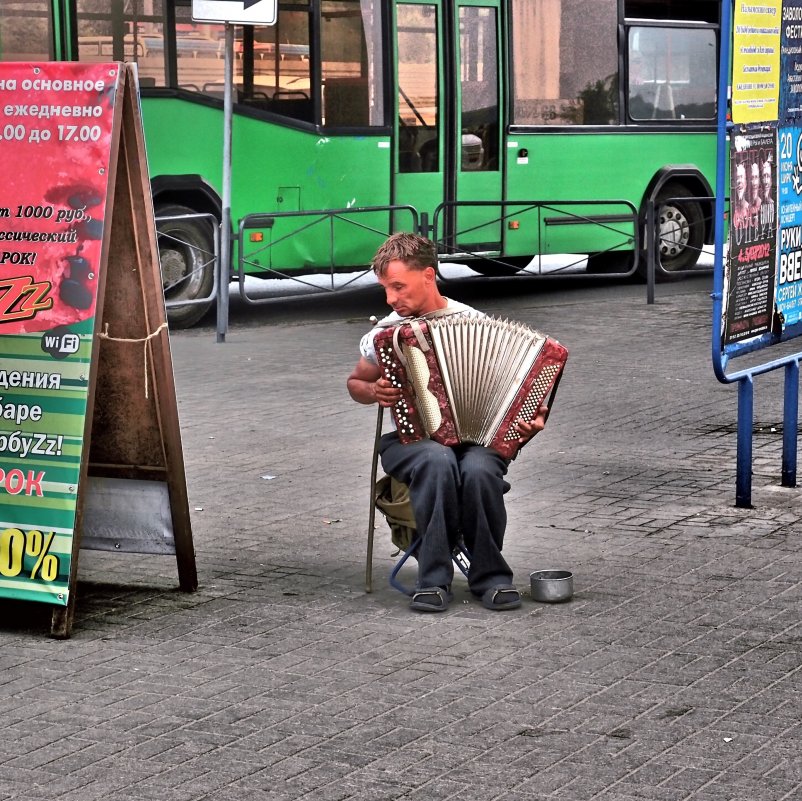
[642,185,704,278]
[156,204,216,328]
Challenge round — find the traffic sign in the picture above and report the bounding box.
[192,0,277,25]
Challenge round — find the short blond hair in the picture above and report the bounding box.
[372,232,437,277]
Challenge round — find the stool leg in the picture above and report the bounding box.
[390,536,422,596]
[452,539,471,578]
[365,406,384,593]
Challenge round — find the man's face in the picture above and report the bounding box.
[750,162,761,199]
[762,161,772,197]
[736,164,747,199]
[378,260,435,317]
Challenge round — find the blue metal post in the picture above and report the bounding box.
[710,0,731,382]
[736,376,754,508]
[782,360,799,487]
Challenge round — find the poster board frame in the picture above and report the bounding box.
[712,0,802,505]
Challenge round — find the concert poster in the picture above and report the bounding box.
[731,0,781,124]
[780,0,802,120]
[775,122,802,330]
[725,128,778,344]
[0,62,120,606]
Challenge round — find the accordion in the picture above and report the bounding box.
[374,314,568,459]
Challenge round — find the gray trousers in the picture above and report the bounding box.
[379,432,513,595]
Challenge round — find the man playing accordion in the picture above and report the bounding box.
[347,233,549,613]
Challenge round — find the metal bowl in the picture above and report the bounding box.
[529,569,574,603]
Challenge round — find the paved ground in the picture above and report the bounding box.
[1,272,801,801]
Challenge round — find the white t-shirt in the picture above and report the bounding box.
[359,298,483,364]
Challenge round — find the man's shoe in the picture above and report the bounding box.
[481,585,521,610]
[410,586,452,612]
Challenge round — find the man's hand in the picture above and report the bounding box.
[373,376,402,407]
[347,357,403,406]
[516,405,549,443]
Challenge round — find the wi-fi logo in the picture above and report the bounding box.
[41,327,81,359]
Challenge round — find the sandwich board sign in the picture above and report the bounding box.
[0,62,196,637]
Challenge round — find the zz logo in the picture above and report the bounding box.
[0,276,53,323]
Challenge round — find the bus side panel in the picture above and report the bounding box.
[503,131,717,257]
[141,98,393,273]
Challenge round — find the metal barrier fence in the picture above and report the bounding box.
[236,205,419,304]
[430,198,640,279]
[163,196,717,333]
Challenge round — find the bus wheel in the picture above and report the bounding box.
[646,186,705,277]
[156,204,216,329]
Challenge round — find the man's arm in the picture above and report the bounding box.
[347,357,402,407]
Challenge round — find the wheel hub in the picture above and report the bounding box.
[160,247,188,288]
[659,206,690,258]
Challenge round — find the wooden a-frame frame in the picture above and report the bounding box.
[50,65,197,637]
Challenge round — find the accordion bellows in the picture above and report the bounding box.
[374,314,568,459]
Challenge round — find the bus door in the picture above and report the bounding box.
[393,0,503,253]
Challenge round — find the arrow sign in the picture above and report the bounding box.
[221,0,262,8]
[192,0,277,25]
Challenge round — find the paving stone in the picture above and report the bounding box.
[1,277,801,800]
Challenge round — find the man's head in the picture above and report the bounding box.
[372,232,438,277]
[736,162,747,200]
[762,158,773,200]
[750,160,761,201]
[371,233,443,317]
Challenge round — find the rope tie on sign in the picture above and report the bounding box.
[97,322,168,399]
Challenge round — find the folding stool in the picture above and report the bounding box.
[365,406,470,594]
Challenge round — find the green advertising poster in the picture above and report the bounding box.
[0,61,122,606]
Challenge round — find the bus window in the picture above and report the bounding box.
[0,0,52,61]
[173,4,314,122]
[76,0,166,86]
[511,0,619,126]
[459,6,498,172]
[397,4,439,173]
[252,10,311,119]
[171,6,226,95]
[628,26,717,121]
[321,0,384,127]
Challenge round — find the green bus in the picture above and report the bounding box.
[1,0,720,326]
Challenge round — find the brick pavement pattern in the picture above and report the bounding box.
[1,276,800,801]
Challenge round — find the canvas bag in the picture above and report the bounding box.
[374,475,417,552]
